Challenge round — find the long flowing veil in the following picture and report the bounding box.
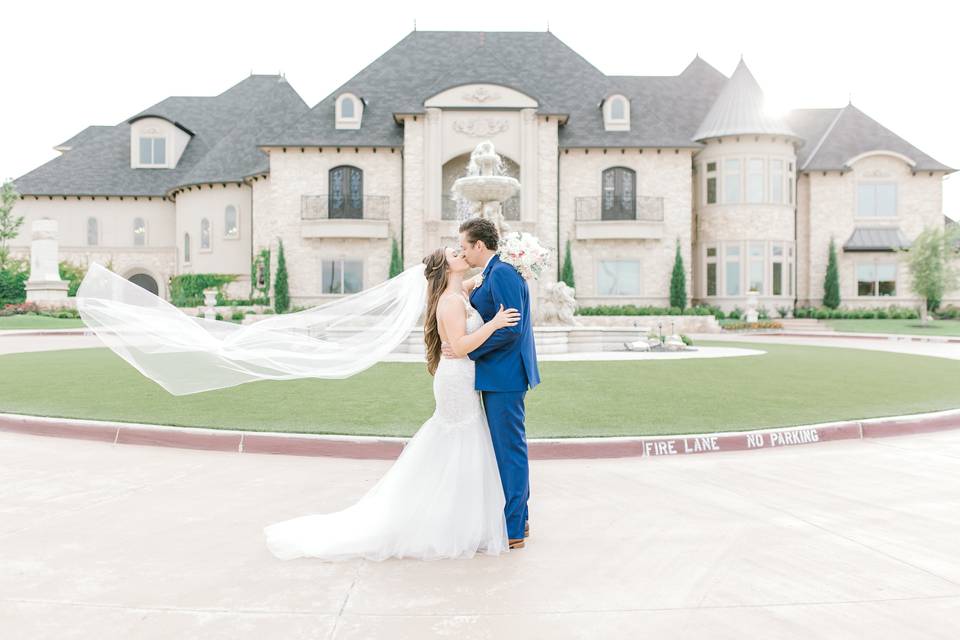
[75,262,428,395]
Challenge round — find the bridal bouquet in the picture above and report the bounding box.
[497,231,551,281]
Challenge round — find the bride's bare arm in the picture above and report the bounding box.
[437,296,520,358]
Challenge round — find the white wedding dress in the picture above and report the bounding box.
[263,293,510,561]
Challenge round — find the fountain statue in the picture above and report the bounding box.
[450,140,520,238]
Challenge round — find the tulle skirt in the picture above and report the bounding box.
[263,358,509,561]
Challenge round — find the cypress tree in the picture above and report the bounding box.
[273,239,290,314]
[560,239,575,288]
[389,236,403,278]
[669,238,687,310]
[823,237,840,309]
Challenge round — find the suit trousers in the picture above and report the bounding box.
[480,389,529,540]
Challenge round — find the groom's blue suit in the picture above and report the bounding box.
[468,254,540,540]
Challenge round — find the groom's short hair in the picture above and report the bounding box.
[459,217,499,251]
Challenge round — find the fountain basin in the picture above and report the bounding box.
[451,175,520,204]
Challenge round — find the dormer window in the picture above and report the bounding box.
[603,94,630,131]
[335,93,363,130]
[139,133,166,165]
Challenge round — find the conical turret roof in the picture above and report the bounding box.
[692,59,797,141]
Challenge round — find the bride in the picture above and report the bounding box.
[263,246,521,561]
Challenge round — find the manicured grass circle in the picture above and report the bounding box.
[0,341,957,437]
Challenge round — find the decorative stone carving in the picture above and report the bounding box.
[462,87,501,103]
[538,281,579,326]
[452,118,509,138]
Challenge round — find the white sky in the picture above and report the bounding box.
[2,0,958,220]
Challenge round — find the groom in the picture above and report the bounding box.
[442,217,541,550]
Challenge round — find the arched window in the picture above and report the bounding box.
[183,233,191,264]
[335,93,363,129]
[201,218,211,250]
[133,217,146,246]
[610,97,625,120]
[87,217,98,246]
[224,205,238,238]
[329,166,363,219]
[601,167,636,220]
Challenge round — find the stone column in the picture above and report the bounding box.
[25,218,69,302]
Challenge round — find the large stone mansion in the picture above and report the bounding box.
[11,30,958,310]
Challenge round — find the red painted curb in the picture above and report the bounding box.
[2,411,959,460]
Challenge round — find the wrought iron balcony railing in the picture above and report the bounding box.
[301,195,390,220]
[574,195,665,222]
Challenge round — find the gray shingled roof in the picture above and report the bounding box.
[13,75,309,197]
[692,60,797,141]
[262,31,730,150]
[843,227,912,252]
[788,104,953,173]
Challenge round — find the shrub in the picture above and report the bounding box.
[170,273,236,307]
[728,306,743,320]
[274,239,289,314]
[58,261,86,296]
[776,306,790,319]
[757,305,769,320]
[823,237,840,309]
[680,334,693,346]
[722,320,783,331]
[0,301,39,316]
[389,236,403,279]
[560,239,575,289]
[231,311,245,321]
[669,239,686,309]
[0,259,28,306]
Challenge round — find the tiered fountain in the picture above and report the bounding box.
[398,140,713,354]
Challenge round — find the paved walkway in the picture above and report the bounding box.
[2,429,959,639]
[689,332,960,361]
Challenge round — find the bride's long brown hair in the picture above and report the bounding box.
[422,248,449,376]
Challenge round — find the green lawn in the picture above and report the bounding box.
[822,318,960,337]
[1,342,957,437]
[0,315,86,330]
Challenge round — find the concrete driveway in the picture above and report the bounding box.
[2,428,958,639]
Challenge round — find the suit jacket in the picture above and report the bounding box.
[467,254,541,392]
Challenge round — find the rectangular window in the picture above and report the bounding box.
[770,159,783,203]
[857,183,897,217]
[772,243,784,296]
[139,137,166,165]
[706,161,717,205]
[725,244,741,296]
[747,158,764,203]
[877,263,897,296]
[788,162,794,204]
[322,260,363,294]
[706,245,717,296]
[788,263,793,296]
[723,159,741,203]
[597,261,641,296]
[857,264,877,296]
[748,242,764,294]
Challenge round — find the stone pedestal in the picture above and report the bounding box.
[745,290,759,323]
[202,288,218,320]
[25,219,69,302]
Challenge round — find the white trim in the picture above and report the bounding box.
[845,150,916,169]
[602,94,631,132]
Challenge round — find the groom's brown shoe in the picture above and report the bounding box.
[509,537,525,549]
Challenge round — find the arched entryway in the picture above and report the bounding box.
[128,272,159,296]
